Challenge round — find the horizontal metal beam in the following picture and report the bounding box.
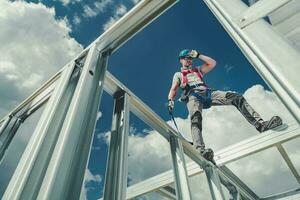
[237,0,291,28]
[126,122,300,199]
[261,187,300,200]
[92,0,178,54]
[104,71,175,140]
[0,0,178,123]
[157,186,176,200]
[215,122,299,164]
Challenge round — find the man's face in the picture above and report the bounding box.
[180,57,193,67]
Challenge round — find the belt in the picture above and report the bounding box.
[190,83,207,89]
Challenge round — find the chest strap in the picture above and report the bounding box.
[181,68,203,85]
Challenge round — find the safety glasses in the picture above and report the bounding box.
[181,56,192,61]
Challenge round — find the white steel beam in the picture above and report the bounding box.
[125,122,300,199]
[276,144,300,184]
[204,165,226,200]
[218,166,259,200]
[2,61,77,199]
[36,46,108,199]
[237,0,291,28]
[0,117,10,135]
[169,136,192,200]
[157,186,176,200]
[2,0,178,198]
[203,0,300,123]
[0,117,22,162]
[91,0,178,54]
[103,91,130,200]
[0,0,178,124]
[262,187,300,200]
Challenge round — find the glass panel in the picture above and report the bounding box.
[0,102,47,196]
[226,147,299,197]
[282,137,300,175]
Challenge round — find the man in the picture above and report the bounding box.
[167,49,283,161]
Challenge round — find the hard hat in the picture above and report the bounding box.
[178,49,191,59]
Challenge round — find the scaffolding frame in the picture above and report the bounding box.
[0,0,299,199]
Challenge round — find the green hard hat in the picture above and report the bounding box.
[178,49,191,59]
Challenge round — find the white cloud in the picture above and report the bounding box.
[85,168,102,183]
[58,0,70,6]
[83,5,98,18]
[83,0,112,18]
[57,0,81,6]
[98,85,297,199]
[73,15,81,25]
[83,168,102,200]
[131,0,141,4]
[97,111,102,121]
[127,130,172,185]
[0,0,83,117]
[103,4,127,31]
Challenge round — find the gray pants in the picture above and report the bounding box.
[186,90,263,151]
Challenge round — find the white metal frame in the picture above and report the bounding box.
[169,136,192,200]
[103,91,130,200]
[203,0,300,123]
[1,0,299,199]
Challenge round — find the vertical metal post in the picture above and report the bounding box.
[103,91,130,200]
[204,165,226,200]
[0,117,22,162]
[169,136,192,200]
[36,45,109,199]
[0,116,11,135]
[3,61,77,199]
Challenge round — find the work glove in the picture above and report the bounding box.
[189,50,200,58]
[168,99,174,113]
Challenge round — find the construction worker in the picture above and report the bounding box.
[167,49,283,162]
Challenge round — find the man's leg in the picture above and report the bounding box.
[187,93,216,164]
[211,90,282,132]
[186,96,205,152]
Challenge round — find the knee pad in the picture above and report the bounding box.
[225,92,245,108]
[191,111,202,128]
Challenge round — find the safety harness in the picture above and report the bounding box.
[180,67,212,109]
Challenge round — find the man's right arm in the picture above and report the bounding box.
[168,82,179,101]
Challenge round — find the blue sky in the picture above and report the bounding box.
[2,0,299,200]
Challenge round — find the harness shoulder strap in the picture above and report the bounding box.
[181,68,203,85]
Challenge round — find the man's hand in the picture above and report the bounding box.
[168,99,174,113]
[189,50,200,58]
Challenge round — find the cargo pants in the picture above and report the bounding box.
[186,89,263,151]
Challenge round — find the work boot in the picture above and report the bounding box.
[256,116,283,133]
[200,148,216,165]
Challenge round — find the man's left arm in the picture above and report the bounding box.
[189,50,216,75]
